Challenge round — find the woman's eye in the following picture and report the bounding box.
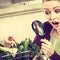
[45,10,51,15]
[55,9,60,13]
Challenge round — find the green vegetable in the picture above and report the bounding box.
[16,38,40,57]
[24,38,29,51]
[0,45,13,60]
[0,38,40,60]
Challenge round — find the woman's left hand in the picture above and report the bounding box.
[41,38,54,57]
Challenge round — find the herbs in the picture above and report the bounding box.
[0,38,40,60]
[16,38,40,57]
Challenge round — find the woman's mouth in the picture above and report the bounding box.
[52,21,59,28]
[52,21,59,25]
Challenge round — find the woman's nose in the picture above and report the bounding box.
[50,12,57,20]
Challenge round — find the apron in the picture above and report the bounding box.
[50,29,60,55]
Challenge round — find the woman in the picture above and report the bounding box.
[33,0,60,60]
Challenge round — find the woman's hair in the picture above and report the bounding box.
[43,0,60,2]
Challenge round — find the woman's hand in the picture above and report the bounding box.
[4,40,15,47]
[4,36,16,48]
[41,38,54,57]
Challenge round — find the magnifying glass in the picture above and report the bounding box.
[32,20,45,37]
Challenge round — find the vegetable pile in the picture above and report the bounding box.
[0,38,40,60]
[16,38,40,57]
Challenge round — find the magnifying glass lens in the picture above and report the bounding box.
[32,20,45,36]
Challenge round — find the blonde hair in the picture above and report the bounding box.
[43,0,60,2]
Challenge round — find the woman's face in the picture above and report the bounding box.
[43,1,60,30]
